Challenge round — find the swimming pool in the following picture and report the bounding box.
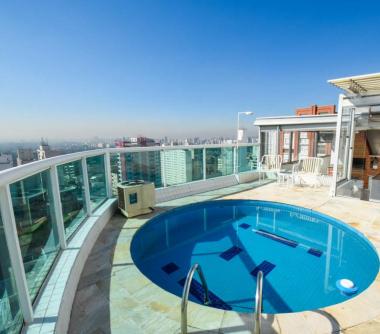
[131,200,379,314]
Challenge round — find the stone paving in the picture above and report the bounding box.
[68,182,380,334]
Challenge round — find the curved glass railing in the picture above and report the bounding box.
[0,143,258,333]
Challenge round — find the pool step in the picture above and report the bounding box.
[178,277,232,310]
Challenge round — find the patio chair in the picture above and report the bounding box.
[258,155,283,182]
[292,157,323,187]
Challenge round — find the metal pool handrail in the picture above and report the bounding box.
[181,263,210,334]
[254,270,264,334]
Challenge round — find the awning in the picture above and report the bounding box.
[328,72,380,96]
[254,114,337,131]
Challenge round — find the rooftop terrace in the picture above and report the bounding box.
[0,143,379,334]
[67,182,380,334]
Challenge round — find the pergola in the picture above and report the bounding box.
[328,72,380,96]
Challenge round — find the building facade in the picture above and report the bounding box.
[0,154,13,171]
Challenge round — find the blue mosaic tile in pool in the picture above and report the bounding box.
[219,245,243,261]
[161,262,179,274]
[308,248,323,257]
[178,277,232,310]
[251,260,276,277]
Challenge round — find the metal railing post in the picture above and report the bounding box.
[254,270,264,334]
[234,145,238,175]
[181,263,210,334]
[104,152,113,198]
[161,149,167,187]
[0,185,33,323]
[81,157,92,215]
[203,147,206,180]
[49,166,67,249]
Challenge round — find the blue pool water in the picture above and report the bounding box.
[131,200,379,314]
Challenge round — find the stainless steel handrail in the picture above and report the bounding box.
[254,271,264,334]
[181,263,210,334]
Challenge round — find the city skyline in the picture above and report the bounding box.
[1,1,380,140]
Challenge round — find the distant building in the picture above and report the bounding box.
[205,147,234,178]
[0,153,13,171]
[37,138,61,160]
[115,136,161,186]
[115,136,157,148]
[17,148,35,166]
[161,150,193,185]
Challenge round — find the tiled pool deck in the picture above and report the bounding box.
[68,181,380,334]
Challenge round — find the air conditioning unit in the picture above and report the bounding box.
[117,180,155,217]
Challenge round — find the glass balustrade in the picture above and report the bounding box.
[238,145,258,172]
[0,213,23,334]
[118,151,163,187]
[162,149,204,186]
[86,155,107,210]
[9,171,60,302]
[206,147,234,179]
[0,145,258,331]
[57,160,87,239]
[110,153,122,196]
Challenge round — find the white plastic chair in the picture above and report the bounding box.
[292,157,323,187]
[258,155,282,182]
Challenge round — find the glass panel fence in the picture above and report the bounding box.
[238,145,258,172]
[86,155,107,210]
[162,149,203,186]
[57,160,87,239]
[10,170,60,302]
[0,213,23,334]
[118,151,163,187]
[110,153,122,196]
[206,147,234,179]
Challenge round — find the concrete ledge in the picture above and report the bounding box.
[156,172,258,203]
[24,198,117,334]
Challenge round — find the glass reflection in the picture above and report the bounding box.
[119,151,163,187]
[0,213,23,334]
[110,153,122,196]
[10,171,60,301]
[162,149,203,186]
[238,146,258,172]
[86,155,107,210]
[57,160,87,239]
[206,148,234,179]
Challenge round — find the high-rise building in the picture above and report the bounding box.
[0,153,13,171]
[123,151,162,186]
[217,148,234,175]
[17,148,35,166]
[37,138,61,160]
[161,150,192,185]
[115,137,162,186]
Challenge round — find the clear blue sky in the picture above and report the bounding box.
[1,0,379,140]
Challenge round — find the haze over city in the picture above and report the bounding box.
[1,0,380,141]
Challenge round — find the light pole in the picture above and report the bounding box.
[235,111,254,174]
